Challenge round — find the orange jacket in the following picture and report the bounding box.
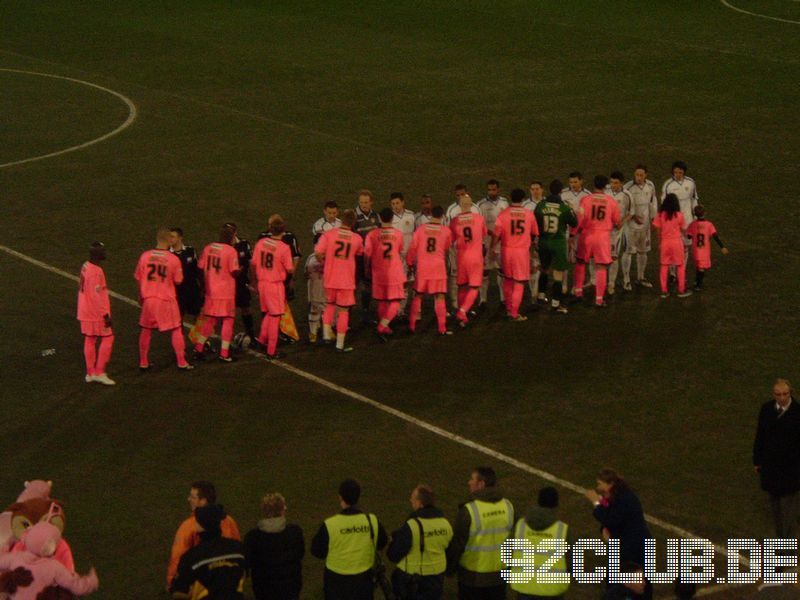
[166,514,241,587]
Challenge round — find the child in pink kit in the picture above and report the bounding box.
[492,188,539,319]
[652,193,690,298]
[450,196,487,326]
[135,228,191,370]
[251,216,295,359]
[77,242,114,385]
[406,206,452,335]
[314,209,364,352]
[365,208,406,339]
[686,205,728,291]
[193,226,241,362]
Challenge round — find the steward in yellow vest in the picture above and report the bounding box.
[311,479,388,600]
[509,487,574,600]
[446,467,514,599]
[387,484,454,600]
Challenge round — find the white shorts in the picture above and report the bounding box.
[624,228,651,254]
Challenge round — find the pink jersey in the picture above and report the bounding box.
[652,211,686,240]
[493,206,539,249]
[450,211,487,262]
[199,243,240,300]
[365,227,406,286]
[407,222,452,280]
[687,219,717,266]
[578,193,621,234]
[135,249,183,300]
[77,262,110,321]
[315,227,364,290]
[253,237,294,283]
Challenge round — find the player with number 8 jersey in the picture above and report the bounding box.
[135,228,191,370]
[314,209,364,352]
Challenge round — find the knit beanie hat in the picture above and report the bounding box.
[195,504,225,534]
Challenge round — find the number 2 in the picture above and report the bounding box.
[382,242,392,259]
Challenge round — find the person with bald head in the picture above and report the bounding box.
[753,379,800,538]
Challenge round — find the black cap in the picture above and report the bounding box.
[195,504,226,534]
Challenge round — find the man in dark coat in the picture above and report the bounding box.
[753,379,800,538]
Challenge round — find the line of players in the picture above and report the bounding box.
[77,162,727,382]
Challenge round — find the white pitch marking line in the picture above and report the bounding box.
[720,0,800,24]
[0,68,137,168]
[0,243,749,593]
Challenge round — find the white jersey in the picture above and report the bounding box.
[477,196,510,233]
[304,254,325,304]
[623,179,658,231]
[560,188,591,212]
[392,209,416,256]
[414,211,433,228]
[445,201,479,225]
[661,176,698,229]
[312,217,341,239]
[605,186,633,250]
[521,198,540,213]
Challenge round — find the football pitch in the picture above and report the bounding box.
[1,1,799,598]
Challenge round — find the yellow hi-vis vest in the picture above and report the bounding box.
[509,518,570,597]
[397,516,453,576]
[459,498,514,573]
[324,513,378,575]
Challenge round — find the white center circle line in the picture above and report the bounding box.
[0,68,138,169]
[720,0,800,25]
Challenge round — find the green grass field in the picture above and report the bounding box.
[1,1,800,598]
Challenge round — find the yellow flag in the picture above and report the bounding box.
[188,315,206,345]
[280,305,300,340]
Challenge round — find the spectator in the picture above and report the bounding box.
[311,478,387,600]
[753,379,800,538]
[167,481,241,589]
[244,493,305,600]
[602,561,651,600]
[585,469,651,566]
[171,504,246,600]
[387,484,453,600]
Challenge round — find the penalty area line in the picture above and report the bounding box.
[0,243,748,591]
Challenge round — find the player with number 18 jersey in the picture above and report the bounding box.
[252,225,294,358]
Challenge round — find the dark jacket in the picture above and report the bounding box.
[592,489,651,566]
[445,487,511,588]
[172,245,202,315]
[244,518,305,600]
[171,532,247,600]
[753,397,800,496]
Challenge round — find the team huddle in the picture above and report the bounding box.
[76,161,728,384]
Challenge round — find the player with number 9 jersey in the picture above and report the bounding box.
[450,211,487,287]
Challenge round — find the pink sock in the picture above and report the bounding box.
[220,317,234,358]
[434,297,447,333]
[323,304,336,326]
[457,288,466,307]
[171,328,187,366]
[502,278,514,311]
[195,316,217,352]
[408,296,422,331]
[258,315,269,345]
[139,328,152,367]
[336,310,349,336]
[677,263,686,293]
[461,288,478,314]
[83,336,97,376]
[660,266,669,292]
[574,263,586,295]
[596,269,607,303]
[384,301,400,324]
[96,335,114,374]
[267,315,280,355]
[510,282,523,317]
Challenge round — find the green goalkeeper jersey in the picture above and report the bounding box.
[535,195,577,241]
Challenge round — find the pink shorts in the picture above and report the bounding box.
[415,278,447,295]
[456,256,483,287]
[500,249,531,282]
[574,234,586,262]
[582,233,612,265]
[259,282,286,315]
[692,251,712,270]
[325,288,356,307]
[372,282,405,300]
[203,297,236,318]
[660,239,684,266]
[80,320,113,337]
[139,298,182,332]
